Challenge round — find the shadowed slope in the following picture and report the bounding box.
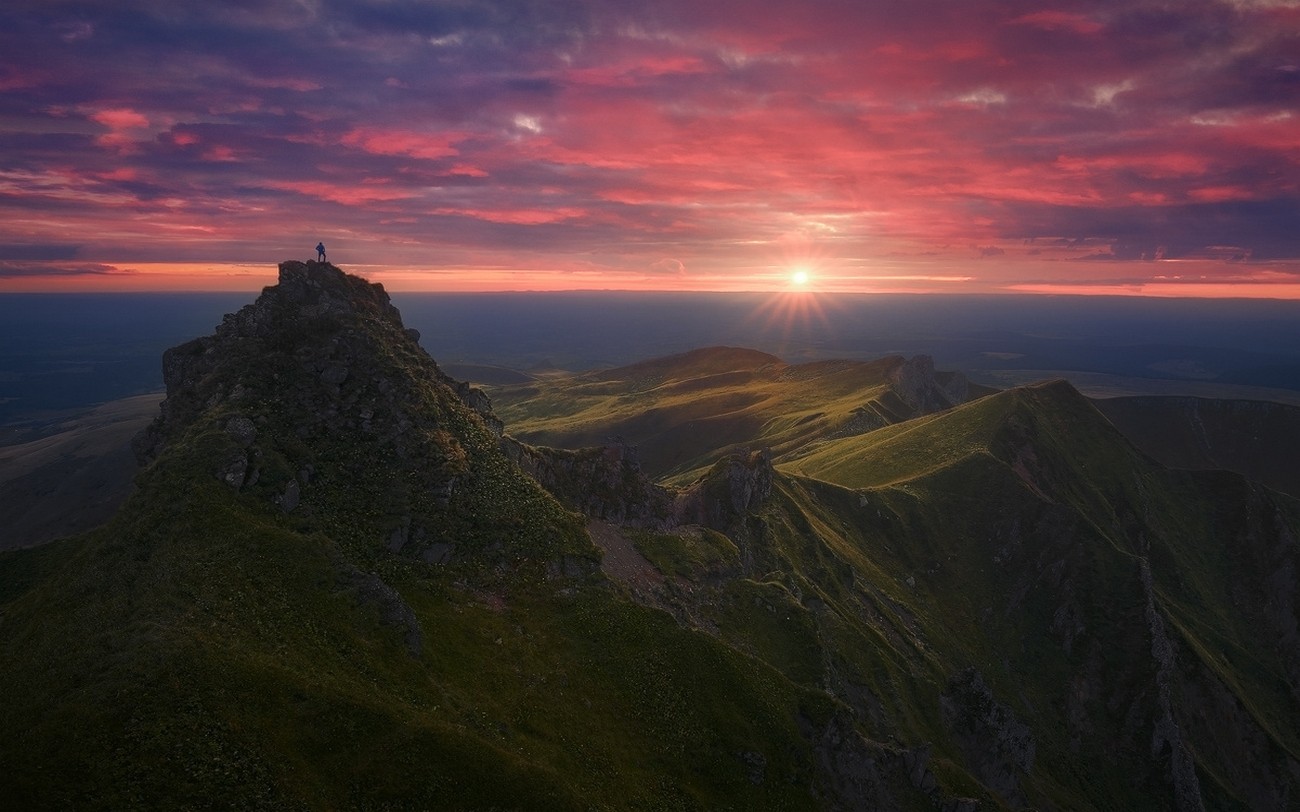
[770,380,1300,810]
[1096,395,1300,498]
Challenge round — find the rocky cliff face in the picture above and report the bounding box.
[502,437,675,527]
[889,354,969,413]
[134,260,589,570]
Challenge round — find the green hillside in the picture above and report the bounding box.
[494,348,977,484]
[2,263,1297,810]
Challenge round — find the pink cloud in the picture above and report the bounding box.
[90,107,149,130]
[432,207,588,225]
[1007,11,1103,35]
[263,180,415,205]
[341,128,466,160]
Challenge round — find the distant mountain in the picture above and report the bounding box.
[2,263,1297,810]
[494,346,992,483]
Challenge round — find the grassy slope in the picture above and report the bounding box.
[0,275,849,810]
[772,380,1300,808]
[575,379,1300,809]
[0,397,838,811]
[0,498,832,809]
[493,348,908,484]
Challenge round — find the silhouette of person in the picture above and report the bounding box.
[316,242,326,262]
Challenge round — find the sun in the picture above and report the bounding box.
[791,268,810,287]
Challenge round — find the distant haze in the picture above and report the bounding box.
[4,291,1300,424]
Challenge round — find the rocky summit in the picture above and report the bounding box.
[2,262,1298,811]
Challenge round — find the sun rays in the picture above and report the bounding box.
[744,285,838,359]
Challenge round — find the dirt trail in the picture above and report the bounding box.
[586,519,662,590]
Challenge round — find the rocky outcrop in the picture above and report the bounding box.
[1139,561,1206,812]
[132,261,588,570]
[940,667,1035,808]
[889,355,969,413]
[136,262,500,476]
[344,565,424,657]
[673,449,774,530]
[501,438,675,527]
[804,712,900,811]
[506,439,778,539]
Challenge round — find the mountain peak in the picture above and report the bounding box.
[593,346,783,384]
[274,260,403,326]
[133,261,588,570]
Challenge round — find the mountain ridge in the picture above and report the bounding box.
[1,262,1297,810]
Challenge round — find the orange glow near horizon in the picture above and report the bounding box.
[3,261,1300,300]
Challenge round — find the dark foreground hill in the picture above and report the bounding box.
[2,263,1298,811]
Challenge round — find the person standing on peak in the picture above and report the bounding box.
[316,242,327,262]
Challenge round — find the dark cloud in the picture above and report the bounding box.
[1001,198,1300,261]
[340,0,492,36]
[0,243,81,261]
[0,260,126,277]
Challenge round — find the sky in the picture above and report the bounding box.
[1,0,1298,295]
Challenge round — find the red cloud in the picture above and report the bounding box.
[90,108,150,130]
[1007,11,1103,35]
[341,128,466,160]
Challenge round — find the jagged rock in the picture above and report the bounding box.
[457,381,503,437]
[279,479,300,513]
[386,523,409,553]
[320,364,349,385]
[902,743,936,792]
[503,438,675,527]
[134,262,521,541]
[429,479,455,505]
[739,751,767,785]
[217,453,248,488]
[940,667,1035,807]
[890,355,968,413]
[345,567,424,657]
[224,416,257,447]
[421,542,454,565]
[1139,560,1206,812]
[802,712,923,811]
[673,449,774,530]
